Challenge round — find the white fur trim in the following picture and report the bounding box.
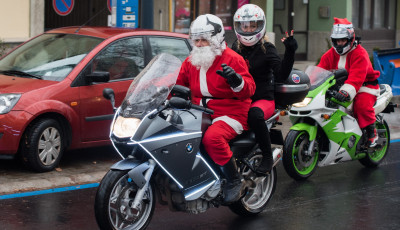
[199,67,212,97]
[359,86,380,97]
[338,55,347,69]
[340,83,357,100]
[212,116,244,134]
[231,78,244,92]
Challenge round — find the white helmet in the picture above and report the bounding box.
[331,17,356,55]
[189,14,226,50]
[233,4,266,46]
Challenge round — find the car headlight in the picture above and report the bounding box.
[0,94,21,114]
[112,116,141,138]
[292,97,312,107]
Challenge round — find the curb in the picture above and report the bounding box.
[0,170,107,195]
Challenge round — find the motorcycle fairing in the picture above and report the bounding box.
[133,113,219,195]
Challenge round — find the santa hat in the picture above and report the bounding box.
[333,17,353,27]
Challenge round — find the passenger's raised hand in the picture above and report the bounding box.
[281,30,298,53]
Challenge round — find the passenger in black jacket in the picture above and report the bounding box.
[232,4,298,174]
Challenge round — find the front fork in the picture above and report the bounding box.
[290,120,319,156]
[128,159,156,210]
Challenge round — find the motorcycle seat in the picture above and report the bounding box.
[229,130,256,148]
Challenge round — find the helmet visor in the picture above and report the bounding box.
[331,26,352,40]
[234,20,265,36]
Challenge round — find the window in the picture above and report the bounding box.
[91,37,144,81]
[0,34,102,81]
[174,0,191,33]
[148,37,190,62]
[172,0,239,33]
[352,0,396,30]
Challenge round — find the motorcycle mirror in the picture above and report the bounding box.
[103,88,114,100]
[103,88,116,111]
[169,97,191,110]
[171,85,191,100]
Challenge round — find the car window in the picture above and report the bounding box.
[0,34,103,81]
[148,37,190,62]
[92,37,144,81]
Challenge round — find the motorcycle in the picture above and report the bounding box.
[282,65,396,181]
[94,53,285,230]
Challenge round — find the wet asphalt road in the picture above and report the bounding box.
[1,142,399,230]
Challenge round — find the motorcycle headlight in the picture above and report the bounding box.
[0,94,21,114]
[112,116,141,138]
[292,97,312,107]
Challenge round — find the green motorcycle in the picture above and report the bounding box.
[282,66,396,180]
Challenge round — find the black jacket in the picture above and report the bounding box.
[231,40,295,101]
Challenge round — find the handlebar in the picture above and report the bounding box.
[169,97,214,115]
[191,103,214,115]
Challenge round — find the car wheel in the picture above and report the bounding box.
[20,118,65,172]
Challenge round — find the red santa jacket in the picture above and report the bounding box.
[317,44,380,99]
[176,47,255,133]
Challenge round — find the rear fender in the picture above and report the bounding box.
[290,123,318,141]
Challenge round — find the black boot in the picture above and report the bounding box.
[219,157,245,204]
[365,123,378,147]
[256,153,273,175]
[248,107,273,174]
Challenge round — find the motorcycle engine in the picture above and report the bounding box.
[202,180,221,200]
[162,177,219,214]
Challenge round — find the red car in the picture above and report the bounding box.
[0,27,191,172]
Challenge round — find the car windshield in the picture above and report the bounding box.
[119,53,182,119]
[0,33,103,81]
[305,66,334,91]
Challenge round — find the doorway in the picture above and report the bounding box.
[273,0,308,60]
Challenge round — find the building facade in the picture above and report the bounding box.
[0,0,399,61]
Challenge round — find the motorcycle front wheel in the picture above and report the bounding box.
[229,155,277,217]
[359,120,390,167]
[283,130,319,180]
[94,170,155,230]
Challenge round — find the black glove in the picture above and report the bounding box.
[283,35,298,53]
[334,90,351,102]
[216,64,243,88]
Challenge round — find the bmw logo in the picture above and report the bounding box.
[186,143,193,153]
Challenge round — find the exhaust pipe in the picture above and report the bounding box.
[272,147,283,167]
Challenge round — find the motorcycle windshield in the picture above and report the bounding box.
[119,53,182,119]
[305,66,334,90]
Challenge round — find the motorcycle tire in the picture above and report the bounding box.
[359,120,390,167]
[229,167,277,217]
[283,130,319,180]
[94,169,156,230]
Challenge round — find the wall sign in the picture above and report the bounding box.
[116,0,139,28]
[53,0,75,16]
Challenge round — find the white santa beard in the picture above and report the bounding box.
[190,46,222,69]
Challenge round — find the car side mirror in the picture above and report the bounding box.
[86,71,110,84]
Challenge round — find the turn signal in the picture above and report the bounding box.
[280,110,287,116]
[321,114,331,120]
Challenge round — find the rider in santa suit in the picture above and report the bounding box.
[176,14,255,203]
[318,17,380,147]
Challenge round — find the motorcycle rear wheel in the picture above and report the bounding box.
[283,130,319,180]
[229,159,277,217]
[359,120,390,167]
[94,169,155,230]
